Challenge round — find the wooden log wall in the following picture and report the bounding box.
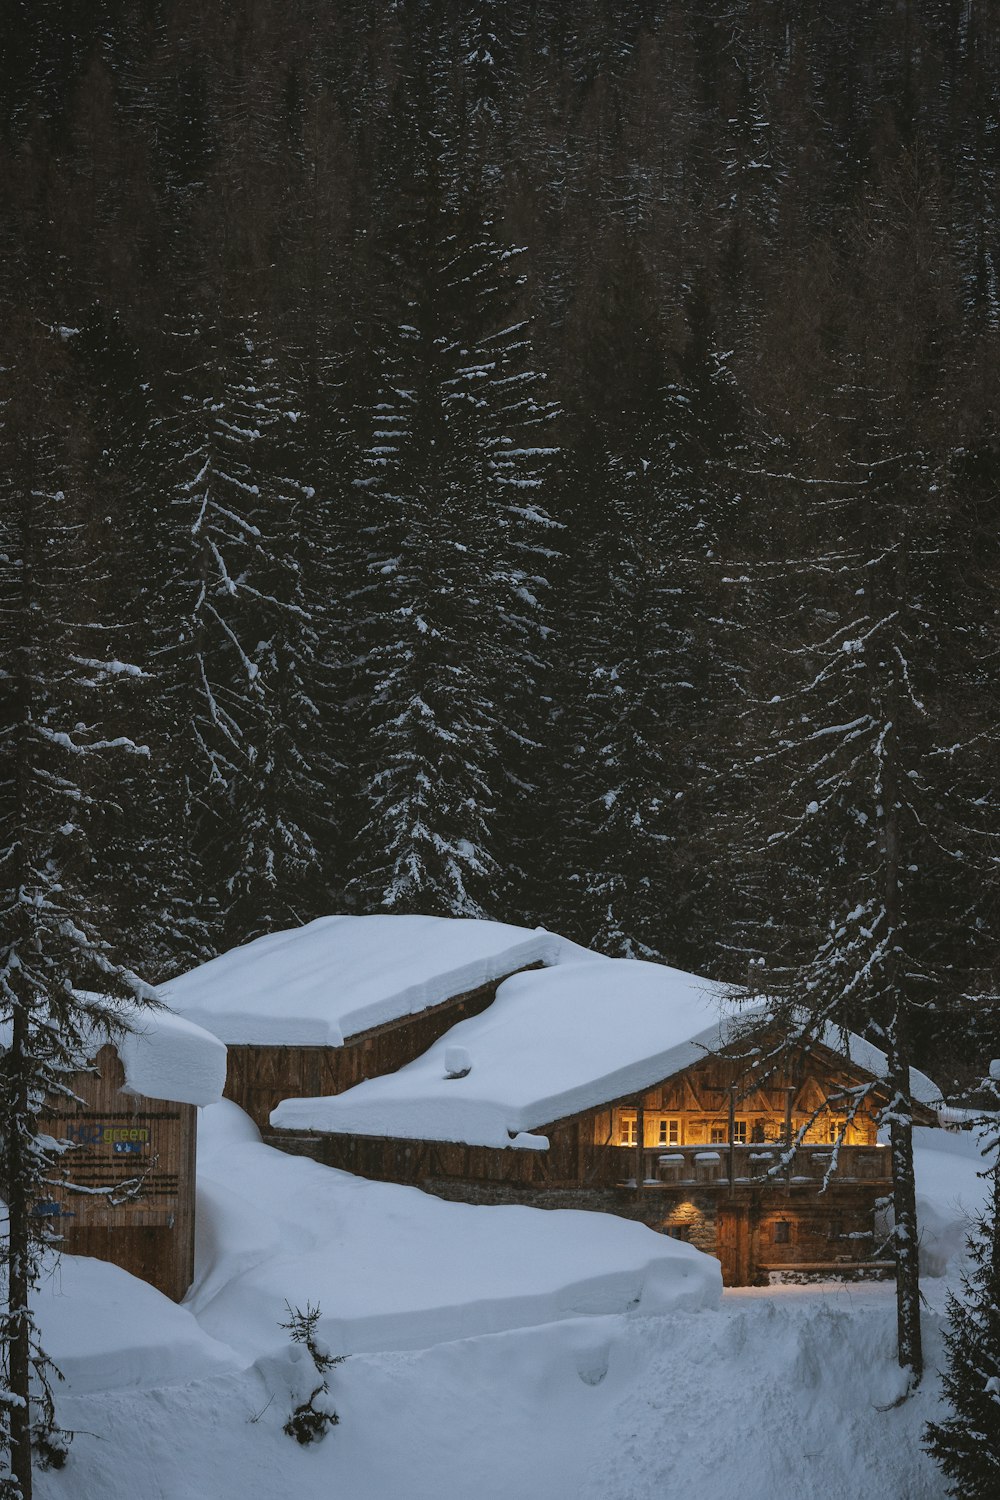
[265,1124,602,1189]
[598,1048,885,1147]
[267,1039,913,1288]
[227,965,540,1128]
[38,1045,197,1301]
[753,1196,885,1273]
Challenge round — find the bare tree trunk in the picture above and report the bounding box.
[875,541,922,1384]
[6,1002,34,1500]
[2,473,39,1499]
[888,1053,923,1383]
[989,1147,1000,1302]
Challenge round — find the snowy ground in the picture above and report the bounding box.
[33,1111,991,1500]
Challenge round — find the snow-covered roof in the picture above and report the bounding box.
[270,958,942,1149]
[160,915,596,1048]
[839,1031,941,1111]
[107,1004,228,1107]
[0,1001,227,1108]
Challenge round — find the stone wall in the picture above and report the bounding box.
[420,1178,722,1257]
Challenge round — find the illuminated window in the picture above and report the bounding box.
[657,1118,680,1146]
[619,1113,638,1146]
[734,1119,748,1144]
[827,1119,845,1144]
[710,1120,747,1145]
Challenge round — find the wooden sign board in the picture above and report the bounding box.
[35,1044,198,1300]
[37,1045,188,1230]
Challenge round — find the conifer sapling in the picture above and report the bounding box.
[280,1302,345,1445]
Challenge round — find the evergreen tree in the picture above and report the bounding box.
[924,1069,1000,1496]
[223,412,330,943]
[735,151,998,1383]
[151,311,330,956]
[541,250,744,966]
[149,312,267,962]
[0,314,156,1500]
[346,114,558,917]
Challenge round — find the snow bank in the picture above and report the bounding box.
[161,914,595,1047]
[29,1104,972,1500]
[912,1123,995,1275]
[188,1101,720,1357]
[273,957,938,1146]
[31,1254,239,1394]
[39,1285,948,1500]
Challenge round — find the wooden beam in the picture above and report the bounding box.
[635,1103,645,1200]
[728,1085,737,1196]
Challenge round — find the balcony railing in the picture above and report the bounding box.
[619,1143,891,1189]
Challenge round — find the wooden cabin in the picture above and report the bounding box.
[268,958,942,1286]
[37,1009,227,1300]
[161,914,584,1130]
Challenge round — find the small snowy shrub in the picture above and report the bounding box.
[280,1302,345,1445]
[34,1429,69,1472]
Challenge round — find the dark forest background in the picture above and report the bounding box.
[2,0,998,1089]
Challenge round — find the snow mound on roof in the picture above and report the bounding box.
[160,914,595,1047]
[188,1101,720,1356]
[272,958,760,1145]
[271,957,941,1146]
[31,1253,239,1394]
[0,999,227,1107]
[110,1004,228,1106]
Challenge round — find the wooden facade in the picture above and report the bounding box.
[269,1040,934,1286]
[38,1045,197,1301]
[226,968,538,1129]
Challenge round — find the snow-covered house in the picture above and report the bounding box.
[37,1005,227,1300]
[269,959,942,1286]
[161,915,591,1129]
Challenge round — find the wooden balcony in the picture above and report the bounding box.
[621,1143,891,1189]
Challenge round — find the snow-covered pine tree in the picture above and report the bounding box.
[149,312,267,962]
[455,0,525,189]
[221,337,331,944]
[736,151,998,1384]
[52,304,167,970]
[924,1066,1000,1496]
[346,96,558,918]
[0,316,157,1499]
[280,1301,345,1446]
[541,248,744,966]
[151,311,330,959]
[542,239,680,958]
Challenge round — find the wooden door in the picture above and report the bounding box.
[716,1208,751,1286]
